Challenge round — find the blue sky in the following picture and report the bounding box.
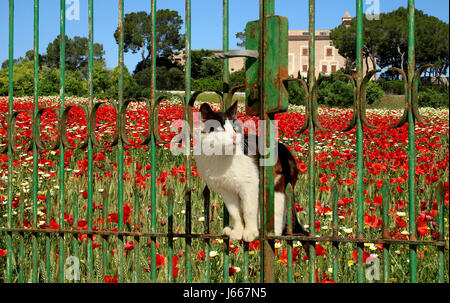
[0,0,448,72]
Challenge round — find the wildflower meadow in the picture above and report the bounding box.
[0,96,448,283]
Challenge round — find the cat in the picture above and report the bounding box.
[193,101,307,242]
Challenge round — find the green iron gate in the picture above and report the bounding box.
[0,0,448,283]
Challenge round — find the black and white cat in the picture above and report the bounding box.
[194,101,306,242]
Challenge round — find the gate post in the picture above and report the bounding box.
[258,0,276,283]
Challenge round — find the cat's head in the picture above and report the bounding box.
[197,101,243,155]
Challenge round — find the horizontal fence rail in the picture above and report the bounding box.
[0,0,448,283]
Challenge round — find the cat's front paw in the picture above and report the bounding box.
[229,228,243,242]
[222,226,232,236]
[242,229,259,242]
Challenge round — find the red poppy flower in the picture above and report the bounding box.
[107,213,118,223]
[197,251,205,262]
[77,219,88,230]
[249,240,260,251]
[147,254,165,270]
[315,269,336,283]
[104,276,119,283]
[124,241,134,251]
[228,267,237,276]
[315,244,327,256]
[172,255,180,278]
[50,220,59,229]
[279,248,301,266]
[352,250,370,263]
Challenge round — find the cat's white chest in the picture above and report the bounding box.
[194,155,259,194]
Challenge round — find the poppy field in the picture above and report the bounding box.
[0,95,448,283]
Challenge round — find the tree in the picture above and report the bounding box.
[2,50,39,70]
[0,60,35,96]
[191,49,222,80]
[330,7,449,79]
[235,31,246,48]
[42,35,105,73]
[114,9,184,67]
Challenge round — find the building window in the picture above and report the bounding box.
[331,65,337,72]
[326,48,333,57]
[322,65,328,72]
[302,48,308,56]
[302,65,308,72]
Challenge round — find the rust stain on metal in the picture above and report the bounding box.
[382,226,391,240]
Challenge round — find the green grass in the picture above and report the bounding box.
[369,94,406,110]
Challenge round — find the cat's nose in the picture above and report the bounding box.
[232,133,237,141]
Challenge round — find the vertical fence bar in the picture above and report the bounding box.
[167,189,174,283]
[381,183,391,283]
[149,0,157,283]
[222,0,230,108]
[307,0,316,284]
[355,0,365,283]
[222,0,230,283]
[32,0,40,283]
[117,0,125,283]
[72,192,78,282]
[286,184,293,283]
[331,185,339,282]
[19,197,24,283]
[58,0,66,283]
[407,0,417,283]
[259,0,276,283]
[102,194,108,280]
[184,0,193,283]
[437,184,445,283]
[45,191,51,281]
[133,188,140,282]
[203,186,211,282]
[87,0,94,283]
[6,0,14,284]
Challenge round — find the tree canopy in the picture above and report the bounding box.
[330,7,449,80]
[42,35,105,73]
[114,9,184,64]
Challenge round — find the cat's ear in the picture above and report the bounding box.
[200,103,214,122]
[226,101,238,120]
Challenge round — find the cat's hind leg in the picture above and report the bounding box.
[240,188,260,242]
[274,192,287,236]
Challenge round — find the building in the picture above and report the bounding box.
[288,29,347,78]
[173,12,373,78]
[288,11,372,78]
